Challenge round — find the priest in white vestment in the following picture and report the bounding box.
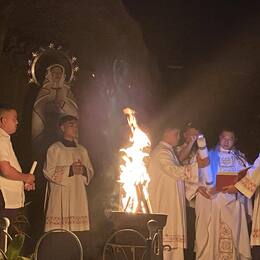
[176,124,213,260]
[224,153,260,258]
[44,115,94,232]
[195,129,252,260]
[148,128,200,260]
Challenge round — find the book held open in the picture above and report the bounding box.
[216,167,251,191]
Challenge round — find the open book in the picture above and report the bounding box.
[216,166,251,192]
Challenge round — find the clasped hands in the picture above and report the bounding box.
[72,160,84,175]
[24,174,35,191]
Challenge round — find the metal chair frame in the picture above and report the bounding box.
[33,228,83,260]
[103,228,149,260]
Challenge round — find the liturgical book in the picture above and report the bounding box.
[216,167,251,191]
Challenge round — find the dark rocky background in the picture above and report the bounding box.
[0,0,260,259]
[123,0,260,161]
[0,1,159,258]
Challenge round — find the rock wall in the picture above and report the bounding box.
[0,1,161,258]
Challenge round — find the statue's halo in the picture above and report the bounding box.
[28,43,79,86]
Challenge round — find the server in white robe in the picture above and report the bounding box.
[196,129,252,260]
[44,115,94,232]
[148,128,200,260]
[224,153,260,258]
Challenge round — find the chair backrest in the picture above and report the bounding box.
[34,228,83,260]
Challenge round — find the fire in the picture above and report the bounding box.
[119,108,152,213]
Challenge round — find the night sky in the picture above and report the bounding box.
[123,0,260,160]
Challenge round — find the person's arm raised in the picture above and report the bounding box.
[177,136,197,162]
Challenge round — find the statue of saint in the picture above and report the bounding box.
[32,64,78,149]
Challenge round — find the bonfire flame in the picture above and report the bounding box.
[119,108,152,213]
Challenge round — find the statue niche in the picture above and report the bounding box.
[29,44,79,153]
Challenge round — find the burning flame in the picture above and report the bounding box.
[119,107,152,213]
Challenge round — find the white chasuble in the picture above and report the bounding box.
[195,149,251,260]
[236,153,260,246]
[148,142,197,260]
[44,141,94,232]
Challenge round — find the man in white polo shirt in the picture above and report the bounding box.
[0,104,35,231]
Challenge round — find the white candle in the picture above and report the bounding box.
[3,217,10,252]
[29,161,37,174]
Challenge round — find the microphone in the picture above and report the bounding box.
[229,150,247,168]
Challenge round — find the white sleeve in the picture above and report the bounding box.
[0,138,10,162]
[43,145,70,185]
[235,153,260,198]
[158,150,198,182]
[82,147,94,185]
